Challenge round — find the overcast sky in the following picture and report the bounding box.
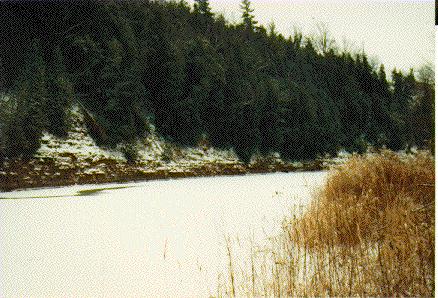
[188,0,434,75]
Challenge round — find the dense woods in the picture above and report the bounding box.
[0,0,434,162]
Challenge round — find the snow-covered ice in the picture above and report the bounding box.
[0,171,326,297]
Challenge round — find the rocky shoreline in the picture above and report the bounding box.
[0,106,338,192]
[0,156,329,192]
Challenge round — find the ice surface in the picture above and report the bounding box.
[0,171,326,297]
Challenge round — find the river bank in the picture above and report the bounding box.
[0,106,342,192]
[0,154,331,192]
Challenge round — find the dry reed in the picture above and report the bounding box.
[219,150,434,297]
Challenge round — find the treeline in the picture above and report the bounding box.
[0,0,434,162]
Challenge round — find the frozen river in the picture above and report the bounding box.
[0,172,326,297]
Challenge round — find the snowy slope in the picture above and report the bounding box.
[1,105,348,191]
[35,105,242,175]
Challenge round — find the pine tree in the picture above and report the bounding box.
[411,63,434,149]
[46,47,74,137]
[268,21,277,38]
[6,39,48,158]
[194,0,212,16]
[240,0,258,31]
[378,64,386,82]
[1,2,414,162]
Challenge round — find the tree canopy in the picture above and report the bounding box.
[0,0,434,160]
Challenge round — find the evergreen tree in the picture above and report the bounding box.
[194,0,212,16]
[257,79,283,155]
[240,0,258,31]
[268,21,277,38]
[5,39,48,158]
[45,47,74,137]
[378,64,386,82]
[411,64,435,150]
[390,68,416,149]
[1,2,429,162]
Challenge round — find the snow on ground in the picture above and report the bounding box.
[36,106,127,163]
[35,105,241,173]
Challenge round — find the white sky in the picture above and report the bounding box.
[188,0,434,74]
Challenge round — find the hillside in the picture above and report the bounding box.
[1,105,343,191]
[0,0,434,189]
[0,106,247,191]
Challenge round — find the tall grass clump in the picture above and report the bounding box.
[219,150,434,297]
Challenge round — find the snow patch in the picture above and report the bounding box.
[35,105,241,173]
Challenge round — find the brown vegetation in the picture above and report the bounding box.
[221,150,434,297]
